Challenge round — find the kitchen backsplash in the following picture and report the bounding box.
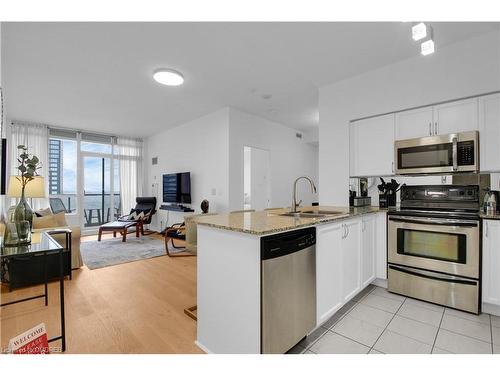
[351,174,497,207]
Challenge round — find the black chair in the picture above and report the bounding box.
[49,197,69,214]
[118,197,157,235]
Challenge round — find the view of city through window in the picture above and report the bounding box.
[48,138,121,226]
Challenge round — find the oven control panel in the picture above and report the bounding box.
[400,185,479,203]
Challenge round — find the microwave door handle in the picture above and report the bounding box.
[452,136,458,171]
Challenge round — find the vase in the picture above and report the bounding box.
[11,194,33,245]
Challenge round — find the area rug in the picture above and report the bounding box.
[80,236,170,270]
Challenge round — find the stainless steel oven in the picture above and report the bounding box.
[387,185,481,314]
[394,131,478,175]
[388,216,479,279]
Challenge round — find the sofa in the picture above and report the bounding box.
[32,211,83,269]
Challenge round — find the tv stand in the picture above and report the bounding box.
[159,204,195,213]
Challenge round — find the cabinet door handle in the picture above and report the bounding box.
[346,224,350,238]
[429,122,432,136]
[434,122,438,135]
[485,221,488,238]
[391,161,394,174]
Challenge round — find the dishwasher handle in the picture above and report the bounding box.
[261,227,316,260]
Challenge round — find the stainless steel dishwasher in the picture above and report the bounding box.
[261,227,316,354]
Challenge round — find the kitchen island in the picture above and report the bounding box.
[194,206,387,354]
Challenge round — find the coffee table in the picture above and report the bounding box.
[98,220,143,242]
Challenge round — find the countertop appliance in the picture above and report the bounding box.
[394,131,479,175]
[261,227,316,353]
[387,185,481,314]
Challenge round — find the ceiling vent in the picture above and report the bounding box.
[152,157,158,165]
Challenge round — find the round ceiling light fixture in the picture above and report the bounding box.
[153,69,184,86]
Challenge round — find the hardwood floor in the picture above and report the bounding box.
[0,233,203,354]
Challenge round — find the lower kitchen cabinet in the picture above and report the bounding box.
[316,222,344,324]
[375,212,387,280]
[361,214,376,288]
[316,213,384,325]
[482,219,500,307]
[341,219,361,302]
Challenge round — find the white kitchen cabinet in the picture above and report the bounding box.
[361,214,376,288]
[350,114,395,177]
[395,106,434,140]
[341,219,362,302]
[433,98,478,135]
[375,212,387,281]
[395,98,478,141]
[482,220,500,306]
[479,93,500,172]
[316,222,344,324]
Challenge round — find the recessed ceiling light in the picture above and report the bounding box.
[412,22,427,41]
[153,69,184,86]
[421,39,435,56]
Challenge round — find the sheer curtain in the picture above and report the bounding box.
[9,121,49,210]
[115,137,143,214]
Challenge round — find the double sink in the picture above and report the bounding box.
[278,210,345,218]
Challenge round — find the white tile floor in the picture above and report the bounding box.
[292,285,500,354]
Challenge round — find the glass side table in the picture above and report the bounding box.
[1,229,71,352]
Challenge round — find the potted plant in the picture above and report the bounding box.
[5,145,42,245]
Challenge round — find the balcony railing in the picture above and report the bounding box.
[49,193,122,227]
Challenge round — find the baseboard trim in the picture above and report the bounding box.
[372,278,388,288]
[194,340,213,354]
[482,303,500,317]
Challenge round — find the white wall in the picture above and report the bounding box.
[144,106,319,229]
[228,108,319,210]
[144,108,230,231]
[319,30,500,206]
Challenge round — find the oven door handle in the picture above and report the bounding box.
[389,216,478,227]
[389,265,478,285]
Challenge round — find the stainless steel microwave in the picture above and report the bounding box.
[394,131,479,175]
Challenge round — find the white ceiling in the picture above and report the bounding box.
[2,22,499,137]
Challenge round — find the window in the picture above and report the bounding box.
[48,130,78,213]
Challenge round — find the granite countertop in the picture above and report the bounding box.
[480,212,500,220]
[195,206,386,235]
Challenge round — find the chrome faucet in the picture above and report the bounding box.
[291,176,317,213]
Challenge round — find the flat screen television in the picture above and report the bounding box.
[163,172,191,204]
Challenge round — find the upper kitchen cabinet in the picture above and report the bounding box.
[395,98,478,140]
[479,93,500,172]
[395,106,434,140]
[433,98,478,135]
[350,113,395,177]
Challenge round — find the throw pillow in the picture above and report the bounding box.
[35,207,53,217]
[53,212,68,227]
[126,209,151,221]
[33,215,57,229]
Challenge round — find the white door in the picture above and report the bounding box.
[482,220,500,306]
[479,94,500,172]
[350,114,395,177]
[361,214,376,288]
[342,219,361,302]
[81,154,119,233]
[243,146,271,210]
[316,223,344,324]
[395,106,434,140]
[433,98,478,135]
